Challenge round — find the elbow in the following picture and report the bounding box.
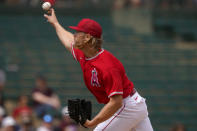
[110,95,123,110]
[113,98,123,110]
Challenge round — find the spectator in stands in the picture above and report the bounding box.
[17,116,34,131]
[0,69,6,107]
[37,114,54,131]
[12,95,32,120]
[60,106,78,131]
[12,95,34,131]
[0,106,5,130]
[1,116,16,131]
[17,114,34,131]
[171,123,187,131]
[32,75,60,118]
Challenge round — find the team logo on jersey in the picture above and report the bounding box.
[91,68,100,87]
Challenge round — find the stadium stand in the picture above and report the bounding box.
[153,10,197,41]
[0,10,197,131]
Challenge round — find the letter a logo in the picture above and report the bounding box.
[91,68,100,87]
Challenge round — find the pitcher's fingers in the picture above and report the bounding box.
[44,14,49,19]
[51,8,55,16]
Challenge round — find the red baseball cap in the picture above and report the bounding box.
[69,18,102,38]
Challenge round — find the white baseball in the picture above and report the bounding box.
[42,2,51,11]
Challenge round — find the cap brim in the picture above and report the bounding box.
[69,26,85,32]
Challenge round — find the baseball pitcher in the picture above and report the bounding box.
[44,9,153,131]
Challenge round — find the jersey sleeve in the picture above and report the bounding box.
[103,68,123,98]
[71,42,84,61]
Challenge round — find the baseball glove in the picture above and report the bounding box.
[68,99,92,127]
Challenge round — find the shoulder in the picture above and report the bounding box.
[102,49,115,58]
[103,50,122,65]
[72,46,85,61]
[96,50,123,70]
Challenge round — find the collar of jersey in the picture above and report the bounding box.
[85,49,104,61]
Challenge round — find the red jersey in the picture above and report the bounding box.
[71,46,134,104]
[12,106,32,118]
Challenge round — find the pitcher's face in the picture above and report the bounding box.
[74,32,87,49]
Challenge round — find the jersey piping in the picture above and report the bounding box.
[85,49,104,60]
[108,92,123,98]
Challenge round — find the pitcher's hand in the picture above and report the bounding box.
[44,8,58,26]
[84,120,95,128]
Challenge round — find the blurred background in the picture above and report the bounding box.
[0,0,197,131]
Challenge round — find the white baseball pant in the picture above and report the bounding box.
[94,92,153,131]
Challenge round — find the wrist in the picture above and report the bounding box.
[89,117,101,127]
[52,22,59,27]
[84,120,95,128]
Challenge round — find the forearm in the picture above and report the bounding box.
[33,93,50,104]
[44,9,74,52]
[33,93,60,108]
[90,99,122,127]
[51,94,61,108]
[92,104,119,125]
[53,22,74,52]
